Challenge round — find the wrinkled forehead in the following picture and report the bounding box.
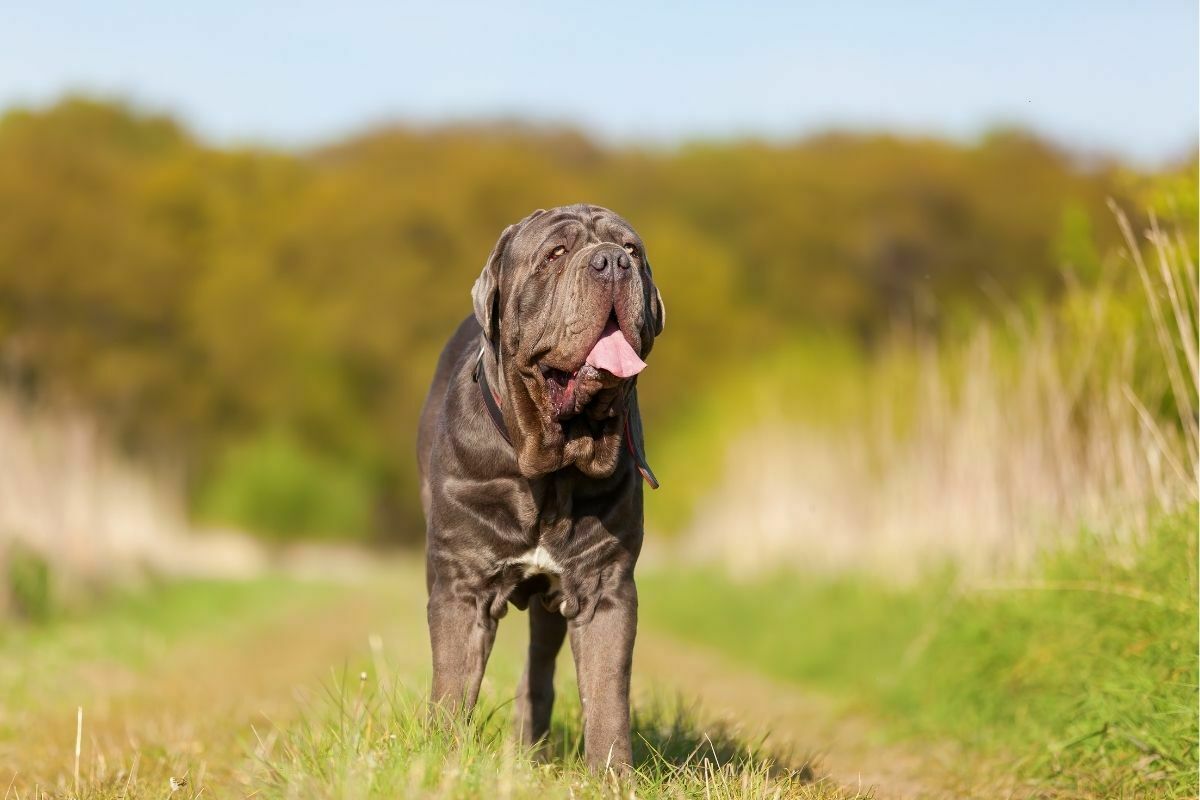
[510,205,642,260]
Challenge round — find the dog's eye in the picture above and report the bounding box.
[546,245,567,263]
[623,243,638,257]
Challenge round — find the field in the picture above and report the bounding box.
[3,506,1194,799]
[2,565,891,799]
[646,508,1199,798]
[1,100,1196,799]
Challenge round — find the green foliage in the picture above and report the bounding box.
[1055,201,1102,281]
[196,431,373,540]
[1126,159,1199,229]
[641,507,1200,797]
[0,97,1186,541]
[4,543,53,622]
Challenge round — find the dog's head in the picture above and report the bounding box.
[472,204,665,479]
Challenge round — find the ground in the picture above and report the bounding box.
[4,524,1194,799]
[1,563,962,800]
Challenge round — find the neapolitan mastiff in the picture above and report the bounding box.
[417,204,664,770]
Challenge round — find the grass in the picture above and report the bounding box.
[640,506,1199,798]
[4,515,1192,799]
[4,512,1192,798]
[2,567,873,799]
[645,336,869,536]
[671,208,1199,581]
[0,576,351,796]
[252,674,860,799]
[0,577,335,691]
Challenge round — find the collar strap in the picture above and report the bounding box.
[472,345,658,489]
[473,345,512,446]
[625,418,659,489]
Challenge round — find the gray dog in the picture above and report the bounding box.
[417,204,664,770]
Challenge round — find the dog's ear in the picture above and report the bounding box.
[472,209,546,344]
[645,259,665,336]
[652,283,666,336]
[471,227,510,344]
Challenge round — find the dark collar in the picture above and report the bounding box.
[472,344,658,489]
[473,345,512,446]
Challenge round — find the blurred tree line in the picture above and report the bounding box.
[0,97,1189,542]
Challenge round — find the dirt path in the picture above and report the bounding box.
[5,572,968,798]
[2,578,424,792]
[632,631,969,799]
[487,577,970,798]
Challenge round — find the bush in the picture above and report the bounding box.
[196,431,372,541]
[5,543,53,622]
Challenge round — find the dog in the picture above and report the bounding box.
[417,204,664,770]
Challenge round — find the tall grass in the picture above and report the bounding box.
[0,397,266,616]
[683,209,1198,578]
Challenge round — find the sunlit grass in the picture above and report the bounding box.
[0,577,359,798]
[252,673,861,800]
[1,571,872,799]
[642,507,1200,798]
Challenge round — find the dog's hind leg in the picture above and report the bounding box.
[513,598,567,753]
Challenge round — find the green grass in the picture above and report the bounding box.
[639,507,1199,798]
[0,576,339,728]
[0,575,333,663]
[2,569,867,799]
[9,511,1194,798]
[253,673,862,799]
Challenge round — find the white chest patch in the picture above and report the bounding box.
[509,545,563,577]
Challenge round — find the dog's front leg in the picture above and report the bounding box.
[427,579,496,718]
[569,574,637,772]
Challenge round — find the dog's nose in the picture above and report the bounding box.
[588,247,631,279]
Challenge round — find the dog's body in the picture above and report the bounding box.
[417,205,664,769]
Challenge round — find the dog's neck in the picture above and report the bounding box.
[472,334,657,488]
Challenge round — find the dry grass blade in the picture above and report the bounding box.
[1121,384,1194,496]
[688,205,1197,579]
[1111,201,1197,470]
[1147,215,1199,384]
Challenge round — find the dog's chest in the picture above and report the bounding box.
[506,476,574,573]
[499,471,621,583]
[505,544,563,578]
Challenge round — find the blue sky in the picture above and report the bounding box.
[2,1,1196,164]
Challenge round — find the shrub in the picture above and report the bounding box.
[5,543,53,622]
[196,431,372,541]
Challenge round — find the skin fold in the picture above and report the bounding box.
[416,204,665,770]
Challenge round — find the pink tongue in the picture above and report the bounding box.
[585,320,647,378]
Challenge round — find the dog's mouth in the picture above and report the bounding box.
[540,314,646,421]
[540,365,585,421]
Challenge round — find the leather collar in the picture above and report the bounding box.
[473,345,512,446]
